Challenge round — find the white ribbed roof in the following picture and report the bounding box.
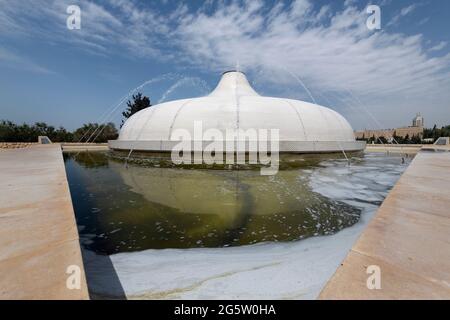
[118,71,356,143]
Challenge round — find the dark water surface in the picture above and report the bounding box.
[64,152,364,254]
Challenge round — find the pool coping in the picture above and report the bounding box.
[319,148,450,299]
[0,144,89,299]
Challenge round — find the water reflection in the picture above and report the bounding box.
[64,152,361,254]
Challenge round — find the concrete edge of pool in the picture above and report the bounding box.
[1,143,449,299]
[0,144,89,299]
[319,146,450,299]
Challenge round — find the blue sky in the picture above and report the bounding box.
[0,0,449,130]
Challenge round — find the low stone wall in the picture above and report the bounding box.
[0,142,37,149]
[365,144,422,154]
[1,142,109,151]
[61,143,109,151]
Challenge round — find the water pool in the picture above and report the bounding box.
[63,151,410,298]
[64,152,368,253]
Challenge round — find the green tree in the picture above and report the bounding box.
[0,120,117,143]
[73,122,118,143]
[121,93,151,127]
[432,124,438,140]
[53,126,74,142]
[98,122,119,142]
[0,120,16,142]
[404,134,410,143]
[423,124,450,143]
[73,123,97,142]
[410,134,421,144]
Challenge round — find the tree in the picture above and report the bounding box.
[73,123,97,142]
[0,120,73,142]
[432,124,438,140]
[53,126,74,142]
[73,122,118,143]
[121,93,151,127]
[98,122,119,142]
[404,134,410,143]
[378,136,387,144]
[0,120,16,142]
[0,120,117,143]
[410,134,421,144]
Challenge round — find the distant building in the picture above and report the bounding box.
[412,113,424,127]
[393,126,423,139]
[354,114,424,141]
[354,129,394,140]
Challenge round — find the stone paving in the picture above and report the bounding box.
[319,149,450,299]
[0,144,88,299]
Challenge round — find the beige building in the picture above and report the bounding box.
[355,113,424,140]
[412,113,424,127]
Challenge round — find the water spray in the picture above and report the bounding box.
[281,67,350,165]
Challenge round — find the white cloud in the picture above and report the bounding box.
[173,2,450,94]
[0,0,449,128]
[0,47,54,74]
[387,3,418,27]
[429,41,447,52]
[400,4,418,16]
[168,1,450,128]
[0,0,169,57]
[417,17,430,25]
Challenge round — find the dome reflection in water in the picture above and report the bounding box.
[64,152,361,254]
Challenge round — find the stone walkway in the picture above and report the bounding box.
[0,144,88,299]
[319,149,450,299]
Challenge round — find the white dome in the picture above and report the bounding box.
[110,71,364,153]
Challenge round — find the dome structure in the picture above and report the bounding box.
[109,71,365,153]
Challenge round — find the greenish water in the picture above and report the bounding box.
[64,151,361,254]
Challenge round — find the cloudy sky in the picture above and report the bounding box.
[0,0,449,130]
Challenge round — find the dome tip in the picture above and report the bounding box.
[222,70,246,76]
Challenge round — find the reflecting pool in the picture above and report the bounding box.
[64,151,405,255]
